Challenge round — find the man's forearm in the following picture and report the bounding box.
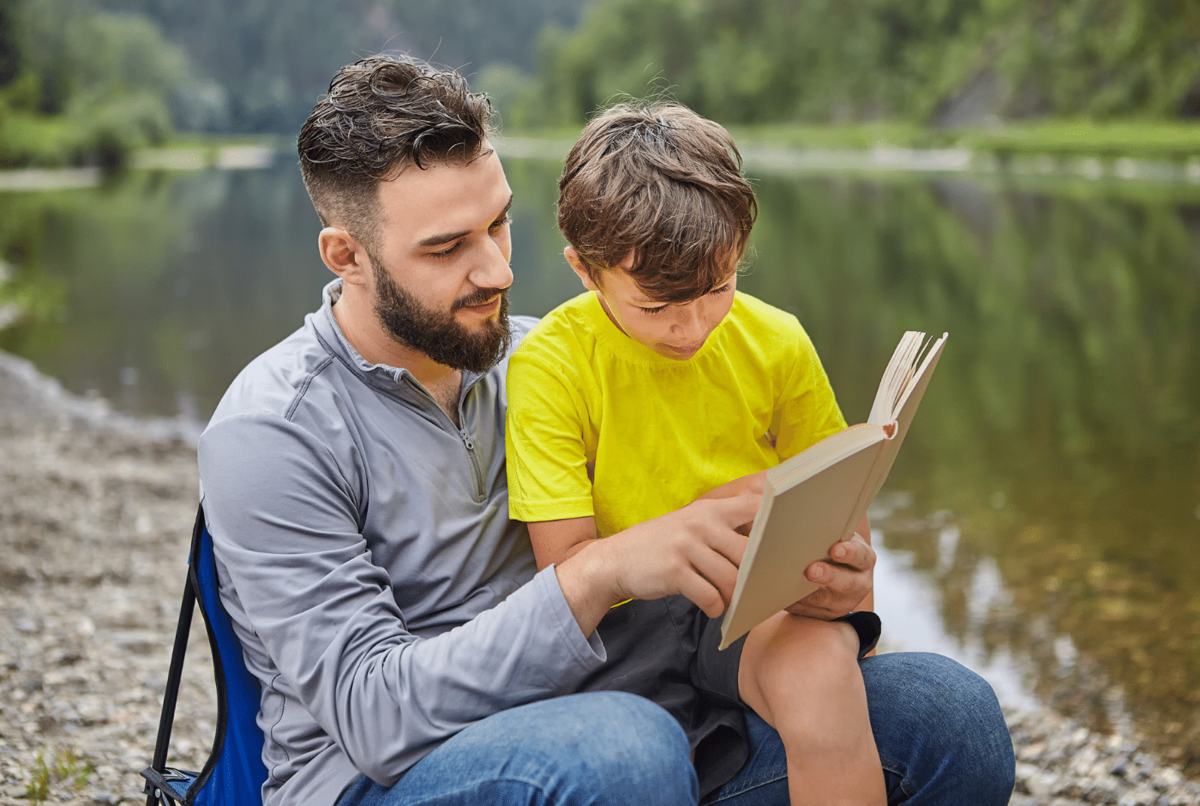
[553,540,622,637]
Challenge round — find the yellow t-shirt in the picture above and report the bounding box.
[505,291,846,537]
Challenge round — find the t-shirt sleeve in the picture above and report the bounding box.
[505,346,596,523]
[773,323,848,460]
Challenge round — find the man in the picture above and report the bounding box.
[198,54,1015,806]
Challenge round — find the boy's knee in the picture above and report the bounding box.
[749,616,864,698]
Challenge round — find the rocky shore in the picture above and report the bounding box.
[1,350,1198,805]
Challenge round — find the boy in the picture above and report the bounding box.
[505,102,886,805]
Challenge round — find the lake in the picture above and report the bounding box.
[2,148,1198,773]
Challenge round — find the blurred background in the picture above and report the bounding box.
[1,0,1198,783]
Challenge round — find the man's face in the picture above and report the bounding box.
[367,148,515,372]
[591,255,738,361]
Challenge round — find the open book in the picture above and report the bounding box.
[718,331,948,649]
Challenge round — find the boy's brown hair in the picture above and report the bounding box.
[557,102,758,304]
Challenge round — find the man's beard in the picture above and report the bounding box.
[371,259,511,373]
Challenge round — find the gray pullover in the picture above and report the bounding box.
[197,281,606,806]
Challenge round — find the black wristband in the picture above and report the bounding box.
[832,610,882,659]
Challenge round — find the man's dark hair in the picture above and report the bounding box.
[557,102,757,304]
[298,54,494,251]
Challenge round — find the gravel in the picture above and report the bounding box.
[1,350,1198,806]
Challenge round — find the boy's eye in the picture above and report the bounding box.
[709,283,732,295]
[639,304,669,315]
[489,214,511,231]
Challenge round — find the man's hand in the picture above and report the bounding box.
[696,471,764,534]
[555,492,761,636]
[785,531,876,620]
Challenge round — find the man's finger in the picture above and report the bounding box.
[686,545,741,605]
[710,491,761,531]
[678,574,728,618]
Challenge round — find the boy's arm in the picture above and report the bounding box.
[528,517,598,570]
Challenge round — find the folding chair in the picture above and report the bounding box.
[141,505,268,805]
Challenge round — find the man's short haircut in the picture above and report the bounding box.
[298,54,494,252]
[557,102,758,304]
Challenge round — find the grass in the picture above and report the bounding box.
[24,746,94,804]
[0,111,85,169]
[509,118,1200,163]
[0,110,284,171]
[956,119,1200,162]
[5,113,1194,173]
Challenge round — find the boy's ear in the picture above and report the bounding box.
[319,227,371,287]
[564,246,599,292]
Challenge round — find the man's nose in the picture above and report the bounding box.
[472,238,513,290]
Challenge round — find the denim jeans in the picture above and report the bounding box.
[337,652,1015,806]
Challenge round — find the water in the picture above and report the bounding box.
[2,152,1199,772]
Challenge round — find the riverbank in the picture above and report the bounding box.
[497,120,1200,188]
[1,349,1198,805]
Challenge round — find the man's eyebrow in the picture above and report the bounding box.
[417,194,514,248]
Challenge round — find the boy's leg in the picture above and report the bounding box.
[737,612,886,806]
[337,691,698,806]
[701,652,1016,805]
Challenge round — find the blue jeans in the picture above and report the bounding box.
[337,652,1015,806]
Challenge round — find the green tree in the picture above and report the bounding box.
[534,0,1200,126]
[1,0,214,166]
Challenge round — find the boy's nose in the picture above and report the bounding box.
[672,305,707,339]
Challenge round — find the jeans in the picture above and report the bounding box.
[336,652,1015,806]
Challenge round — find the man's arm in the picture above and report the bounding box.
[200,413,606,786]
[548,493,760,637]
[530,487,870,639]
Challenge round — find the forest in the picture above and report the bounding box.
[0,0,1198,167]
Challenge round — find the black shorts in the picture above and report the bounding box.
[574,597,882,800]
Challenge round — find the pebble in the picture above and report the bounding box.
[2,351,1199,805]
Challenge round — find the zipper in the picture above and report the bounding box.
[459,428,485,503]
[396,371,486,503]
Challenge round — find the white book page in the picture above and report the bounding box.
[868,331,924,425]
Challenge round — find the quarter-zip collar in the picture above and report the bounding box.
[311,279,485,415]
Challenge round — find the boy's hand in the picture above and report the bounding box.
[785,531,876,620]
[555,492,760,636]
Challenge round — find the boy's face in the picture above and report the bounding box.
[567,248,737,361]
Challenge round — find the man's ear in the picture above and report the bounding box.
[319,227,371,287]
[564,246,599,291]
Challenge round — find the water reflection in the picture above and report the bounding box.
[2,156,1198,772]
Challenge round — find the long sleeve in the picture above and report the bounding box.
[195,303,605,806]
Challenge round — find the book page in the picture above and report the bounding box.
[868,331,924,426]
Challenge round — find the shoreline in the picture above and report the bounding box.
[1,349,1197,804]
[2,130,1198,196]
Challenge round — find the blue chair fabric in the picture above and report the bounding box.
[141,506,268,805]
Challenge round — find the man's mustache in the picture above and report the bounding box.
[453,287,509,311]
